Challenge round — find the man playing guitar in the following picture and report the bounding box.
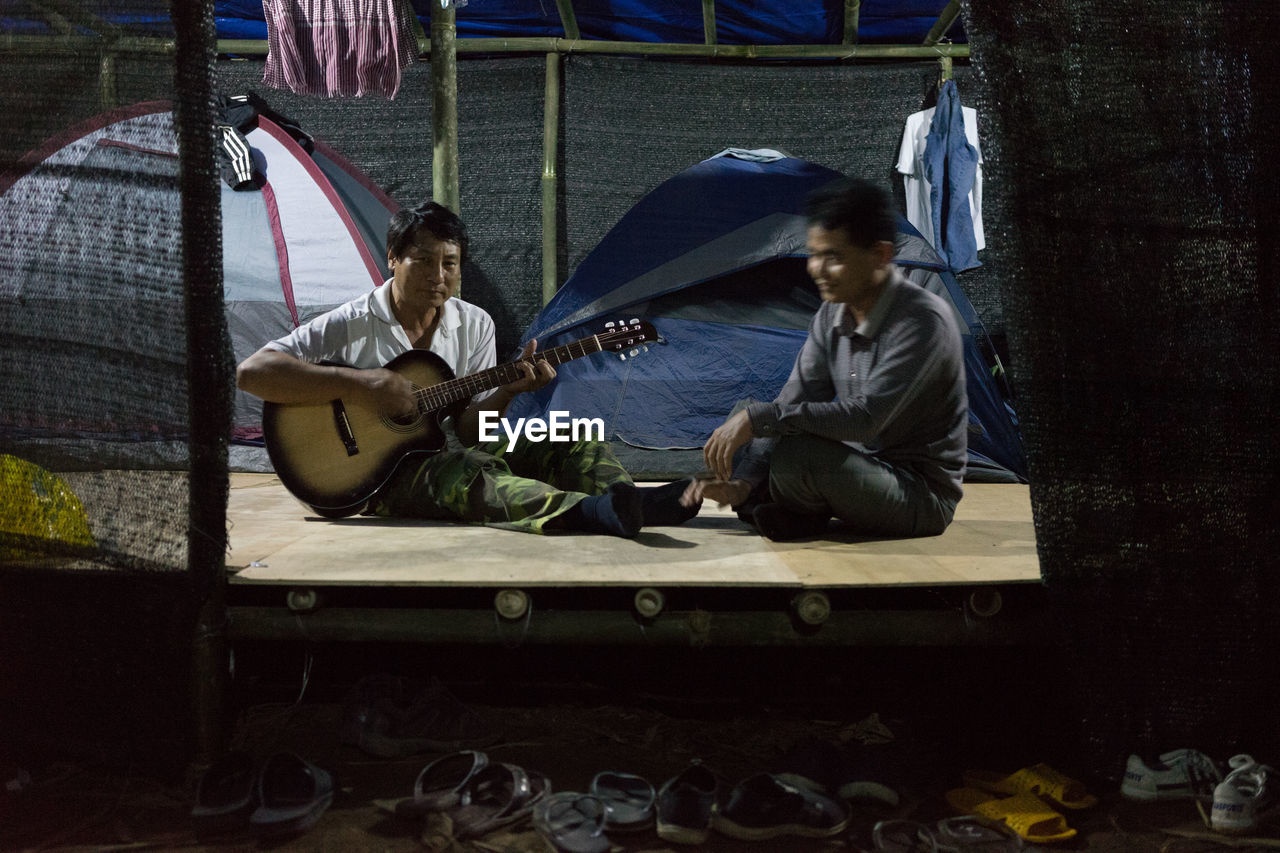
[237,201,697,537]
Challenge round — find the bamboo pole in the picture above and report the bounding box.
[1,34,970,62]
[554,0,580,41]
[98,51,118,110]
[923,0,963,46]
[702,0,717,46]
[430,0,460,219]
[0,34,174,54]
[208,37,967,61]
[541,52,561,304]
[843,0,861,45]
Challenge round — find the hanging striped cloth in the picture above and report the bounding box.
[263,0,419,98]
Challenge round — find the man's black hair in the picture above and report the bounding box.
[805,177,896,248]
[386,201,469,262]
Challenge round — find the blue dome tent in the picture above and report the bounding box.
[509,149,1026,482]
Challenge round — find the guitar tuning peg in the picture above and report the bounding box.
[629,318,639,324]
[605,321,615,328]
[618,353,627,361]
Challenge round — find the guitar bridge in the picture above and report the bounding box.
[332,400,359,456]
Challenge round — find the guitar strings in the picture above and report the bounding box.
[408,335,604,414]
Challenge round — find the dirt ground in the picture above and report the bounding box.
[0,644,1273,852]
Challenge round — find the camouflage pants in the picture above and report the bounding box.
[367,436,631,533]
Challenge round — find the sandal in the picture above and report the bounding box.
[962,763,1098,810]
[191,751,258,836]
[945,787,1076,845]
[873,817,1022,853]
[534,792,611,853]
[448,763,551,839]
[248,752,335,838]
[589,770,656,832]
[395,750,489,818]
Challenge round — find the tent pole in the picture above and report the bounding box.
[702,0,717,46]
[430,0,460,221]
[541,52,561,304]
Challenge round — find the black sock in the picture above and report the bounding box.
[552,483,643,537]
[752,503,830,541]
[639,478,701,526]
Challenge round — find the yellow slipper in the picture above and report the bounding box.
[962,763,1098,810]
[945,786,1077,845]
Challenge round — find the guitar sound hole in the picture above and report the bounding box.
[385,412,423,431]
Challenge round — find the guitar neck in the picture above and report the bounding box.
[415,335,604,412]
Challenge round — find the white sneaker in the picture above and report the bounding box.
[1212,755,1277,834]
[1121,749,1222,801]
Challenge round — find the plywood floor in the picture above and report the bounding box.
[227,474,1039,589]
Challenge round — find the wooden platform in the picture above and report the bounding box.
[227,474,1040,589]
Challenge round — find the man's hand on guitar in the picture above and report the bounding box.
[358,367,419,419]
[501,339,556,397]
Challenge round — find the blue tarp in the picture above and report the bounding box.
[509,150,1026,481]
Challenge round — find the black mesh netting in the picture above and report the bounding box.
[0,3,230,575]
[963,1,1280,771]
[0,2,227,768]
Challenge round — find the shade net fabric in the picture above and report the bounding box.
[0,2,230,575]
[963,1,1280,770]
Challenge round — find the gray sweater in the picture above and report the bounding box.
[745,266,968,500]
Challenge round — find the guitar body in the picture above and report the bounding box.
[262,349,462,517]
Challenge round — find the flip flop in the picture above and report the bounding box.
[873,817,1023,853]
[447,763,551,839]
[872,819,939,853]
[191,751,258,836]
[945,787,1076,845]
[962,763,1098,810]
[395,750,489,818]
[534,792,611,853]
[249,752,335,838]
[589,770,656,832]
[934,816,1024,853]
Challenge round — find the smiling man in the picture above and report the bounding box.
[683,178,968,541]
[237,201,697,536]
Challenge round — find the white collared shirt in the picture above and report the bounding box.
[264,281,498,387]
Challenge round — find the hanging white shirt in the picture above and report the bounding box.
[896,105,985,253]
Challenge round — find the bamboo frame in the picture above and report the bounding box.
[554,0,580,40]
[541,52,561,304]
[924,0,963,47]
[430,1,460,219]
[1,37,968,63]
[208,37,968,60]
[843,0,861,45]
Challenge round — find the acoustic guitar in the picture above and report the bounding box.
[263,320,657,517]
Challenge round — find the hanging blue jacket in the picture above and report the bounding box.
[924,80,982,272]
